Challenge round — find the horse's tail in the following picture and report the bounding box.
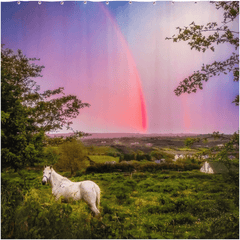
[96,185,100,208]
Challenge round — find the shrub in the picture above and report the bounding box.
[173,197,190,213]
[158,194,172,205]
[1,178,24,239]
[172,213,196,225]
[55,140,87,176]
[108,182,132,203]
[160,202,176,213]
[132,172,148,181]
[13,189,96,239]
[199,212,239,239]
[124,179,137,191]
[86,162,137,173]
[146,204,162,214]
[146,183,163,192]
[101,201,114,215]
[137,178,156,190]
[43,146,60,165]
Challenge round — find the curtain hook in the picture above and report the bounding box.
[84,1,87,4]
[38,1,42,5]
[17,1,21,4]
[153,1,156,5]
[106,1,109,5]
[172,1,174,5]
[129,1,132,4]
[60,1,64,5]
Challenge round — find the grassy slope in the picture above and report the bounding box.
[2,169,238,239]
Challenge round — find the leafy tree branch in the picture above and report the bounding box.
[1,45,90,171]
[166,1,239,105]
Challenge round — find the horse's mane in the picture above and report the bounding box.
[51,168,72,183]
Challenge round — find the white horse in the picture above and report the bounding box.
[42,166,101,217]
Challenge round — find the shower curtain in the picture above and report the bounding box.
[1,0,239,135]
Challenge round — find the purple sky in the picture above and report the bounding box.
[1,1,239,134]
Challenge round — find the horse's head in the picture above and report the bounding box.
[42,165,53,185]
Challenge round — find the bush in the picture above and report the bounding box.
[86,162,137,173]
[137,178,156,190]
[150,150,174,161]
[13,189,105,239]
[55,140,87,176]
[1,178,24,239]
[158,194,172,205]
[123,152,137,161]
[172,213,196,225]
[146,204,162,214]
[199,212,239,239]
[43,146,60,165]
[108,182,132,203]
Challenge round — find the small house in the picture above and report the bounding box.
[200,161,237,174]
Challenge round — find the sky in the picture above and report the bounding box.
[1,1,239,134]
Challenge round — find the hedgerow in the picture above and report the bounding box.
[86,161,200,174]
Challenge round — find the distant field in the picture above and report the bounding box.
[82,135,230,154]
[89,155,119,164]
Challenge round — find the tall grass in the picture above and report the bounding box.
[1,169,239,239]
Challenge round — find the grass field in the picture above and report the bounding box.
[89,155,119,164]
[2,167,239,239]
[2,134,238,239]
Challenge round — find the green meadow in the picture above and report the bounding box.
[2,167,238,239]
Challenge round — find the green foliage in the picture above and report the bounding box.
[55,140,87,176]
[88,155,119,164]
[166,2,239,104]
[1,178,24,239]
[86,161,136,173]
[150,149,174,161]
[199,212,239,239]
[43,147,60,165]
[86,161,200,174]
[109,182,132,203]
[86,145,118,155]
[120,151,152,162]
[184,137,200,147]
[1,45,89,171]
[14,189,91,239]
[1,169,239,239]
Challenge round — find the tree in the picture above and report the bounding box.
[166,1,239,105]
[184,137,200,148]
[43,147,60,166]
[55,140,87,176]
[1,46,90,171]
[165,2,239,212]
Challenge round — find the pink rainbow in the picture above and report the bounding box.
[100,4,148,132]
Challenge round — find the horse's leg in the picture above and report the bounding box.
[89,203,100,217]
[81,191,100,217]
[83,195,100,217]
